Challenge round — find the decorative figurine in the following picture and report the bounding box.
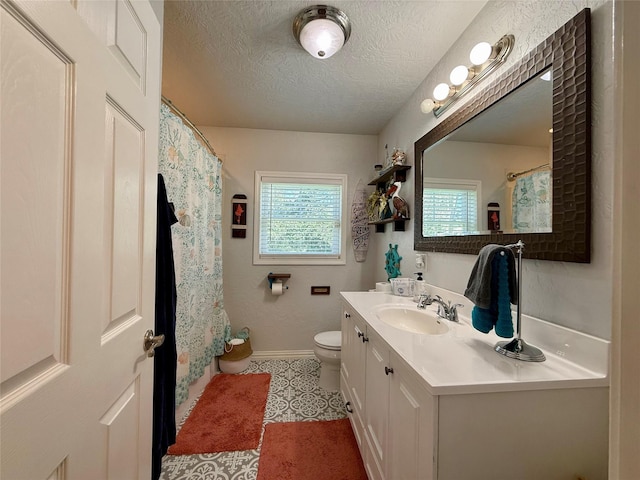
[384,144,390,168]
[391,147,406,165]
[386,181,410,219]
[385,244,402,280]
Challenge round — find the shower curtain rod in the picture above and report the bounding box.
[506,163,549,181]
[161,95,219,159]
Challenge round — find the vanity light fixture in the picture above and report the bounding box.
[293,5,351,60]
[421,34,515,117]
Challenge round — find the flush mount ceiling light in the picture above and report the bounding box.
[293,5,351,59]
[421,34,515,117]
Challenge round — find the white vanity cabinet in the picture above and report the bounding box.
[341,303,436,480]
[340,293,610,480]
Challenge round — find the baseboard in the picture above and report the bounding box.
[251,350,315,359]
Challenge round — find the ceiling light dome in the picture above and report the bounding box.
[293,5,351,59]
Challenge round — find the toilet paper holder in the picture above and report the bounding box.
[267,273,290,290]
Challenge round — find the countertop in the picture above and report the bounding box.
[340,291,609,395]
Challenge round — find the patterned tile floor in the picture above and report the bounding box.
[160,358,346,480]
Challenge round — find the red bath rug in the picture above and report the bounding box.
[168,372,271,454]
[257,418,367,480]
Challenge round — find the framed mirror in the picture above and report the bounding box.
[414,9,591,262]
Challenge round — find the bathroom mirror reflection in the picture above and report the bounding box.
[422,69,552,237]
[414,9,591,262]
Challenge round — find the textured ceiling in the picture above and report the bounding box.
[161,1,488,135]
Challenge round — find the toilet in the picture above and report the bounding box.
[313,331,342,391]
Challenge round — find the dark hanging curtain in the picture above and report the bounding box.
[152,174,179,480]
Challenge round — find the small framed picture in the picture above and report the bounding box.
[232,194,247,238]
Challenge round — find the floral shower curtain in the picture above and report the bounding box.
[158,104,230,407]
[512,170,552,233]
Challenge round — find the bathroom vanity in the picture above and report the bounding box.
[340,289,609,480]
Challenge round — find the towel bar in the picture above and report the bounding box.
[494,240,546,362]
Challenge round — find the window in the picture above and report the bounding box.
[254,171,347,265]
[422,178,480,236]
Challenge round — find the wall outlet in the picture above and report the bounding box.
[415,254,426,270]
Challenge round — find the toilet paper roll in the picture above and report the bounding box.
[376,282,391,293]
[272,280,284,295]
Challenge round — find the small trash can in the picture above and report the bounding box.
[218,327,252,374]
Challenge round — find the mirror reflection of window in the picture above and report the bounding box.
[423,178,481,236]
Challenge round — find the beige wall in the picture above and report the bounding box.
[200,127,379,352]
[377,0,613,340]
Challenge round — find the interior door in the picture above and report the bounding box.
[1,0,162,478]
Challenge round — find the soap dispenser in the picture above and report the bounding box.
[413,272,426,301]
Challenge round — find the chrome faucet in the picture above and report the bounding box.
[416,293,432,309]
[417,294,463,322]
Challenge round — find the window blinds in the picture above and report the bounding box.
[259,180,343,257]
[422,182,478,236]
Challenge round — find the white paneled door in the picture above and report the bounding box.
[1,0,161,478]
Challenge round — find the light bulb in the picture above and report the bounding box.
[299,19,345,59]
[470,41,492,66]
[420,98,436,114]
[433,83,451,101]
[449,65,470,86]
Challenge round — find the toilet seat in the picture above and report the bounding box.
[314,331,341,351]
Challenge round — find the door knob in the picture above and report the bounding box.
[143,329,165,357]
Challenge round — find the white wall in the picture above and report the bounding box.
[199,127,379,352]
[377,0,613,340]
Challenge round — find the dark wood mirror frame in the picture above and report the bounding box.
[414,9,591,262]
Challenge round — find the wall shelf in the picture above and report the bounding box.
[368,165,411,232]
[368,164,411,187]
[368,217,410,232]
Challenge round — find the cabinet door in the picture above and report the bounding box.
[340,305,367,450]
[341,306,367,414]
[388,352,437,480]
[364,329,390,480]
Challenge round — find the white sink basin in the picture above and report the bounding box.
[373,305,449,335]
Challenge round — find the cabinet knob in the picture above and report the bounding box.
[385,366,394,375]
[345,401,353,413]
[357,331,363,338]
[345,313,351,318]
[361,335,369,343]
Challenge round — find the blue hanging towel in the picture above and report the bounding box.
[494,253,514,338]
[466,245,516,338]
